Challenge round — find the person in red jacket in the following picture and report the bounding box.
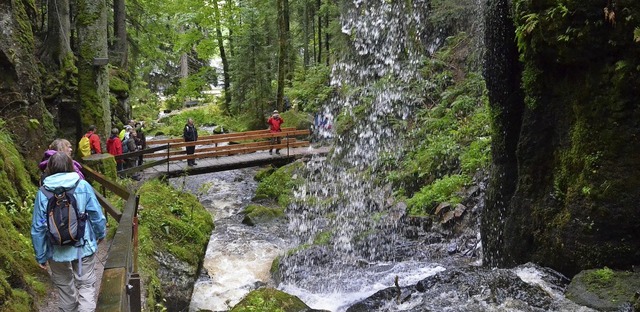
[267,110,284,155]
[106,128,124,171]
[85,125,102,154]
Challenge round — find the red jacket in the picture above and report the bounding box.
[267,116,284,132]
[106,135,123,163]
[86,131,102,154]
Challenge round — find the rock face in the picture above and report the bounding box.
[482,0,640,276]
[0,0,56,161]
[154,250,199,312]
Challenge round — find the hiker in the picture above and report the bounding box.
[124,128,138,169]
[183,118,198,166]
[84,125,102,154]
[267,110,284,154]
[39,139,85,183]
[31,152,106,312]
[106,128,124,171]
[118,124,132,141]
[135,121,146,166]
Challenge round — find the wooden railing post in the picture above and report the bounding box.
[166,143,170,173]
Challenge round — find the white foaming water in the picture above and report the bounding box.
[279,262,446,312]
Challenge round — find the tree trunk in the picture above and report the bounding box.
[316,0,321,64]
[276,0,286,111]
[213,0,231,112]
[112,0,128,67]
[41,0,72,68]
[284,0,292,85]
[302,1,309,69]
[324,0,329,66]
[76,0,111,137]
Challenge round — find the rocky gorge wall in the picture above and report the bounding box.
[482,0,640,276]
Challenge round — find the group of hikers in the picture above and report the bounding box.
[78,120,147,171]
[29,111,288,311]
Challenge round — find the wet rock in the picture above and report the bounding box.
[566,268,640,311]
[349,265,559,311]
[154,250,198,311]
[230,288,325,312]
[447,243,458,255]
[241,204,286,226]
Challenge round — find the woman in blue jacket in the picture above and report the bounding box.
[31,152,106,312]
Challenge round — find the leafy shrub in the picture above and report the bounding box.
[407,174,470,216]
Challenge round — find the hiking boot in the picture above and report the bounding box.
[269,150,273,155]
[275,150,281,154]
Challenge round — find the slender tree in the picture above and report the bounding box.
[213,0,231,111]
[112,0,128,67]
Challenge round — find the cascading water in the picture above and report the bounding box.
[275,0,596,311]
[278,0,483,310]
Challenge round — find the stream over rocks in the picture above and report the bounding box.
[173,169,296,311]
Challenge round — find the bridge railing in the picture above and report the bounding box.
[115,128,310,177]
[82,166,141,312]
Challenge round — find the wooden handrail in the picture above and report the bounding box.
[146,127,299,145]
[164,129,309,149]
[169,141,310,161]
[144,139,299,158]
[82,165,140,312]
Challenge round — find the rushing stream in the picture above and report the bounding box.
[172,169,294,311]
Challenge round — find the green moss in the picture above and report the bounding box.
[254,162,305,207]
[230,288,310,312]
[0,124,45,309]
[109,69,130,95]
[242,204,285,225]
[136,180,214,308]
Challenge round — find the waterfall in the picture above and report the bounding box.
[279,0,487,310]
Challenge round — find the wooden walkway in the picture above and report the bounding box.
[112,127,328,181]
[137,146,327,181]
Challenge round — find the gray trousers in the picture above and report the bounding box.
[49,253,97,312]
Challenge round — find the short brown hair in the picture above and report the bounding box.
[45,152,74,176]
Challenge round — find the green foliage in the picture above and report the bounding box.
[136,179,214,308]
[407,174,470,216]
[286,65,333,113]
[585,267,615,287]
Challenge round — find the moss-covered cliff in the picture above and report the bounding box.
[483,0,640,276]
[0,122,48,312]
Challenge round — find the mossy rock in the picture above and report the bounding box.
[230,288,319,312]
[242,204,285,226]
[566,268,640,311]
[81,153,118,180]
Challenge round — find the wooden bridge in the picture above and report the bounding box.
[114,127,327,181]
[82,127,327,311]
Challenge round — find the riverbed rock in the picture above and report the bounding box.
[242,204,286,225]
[153,250,198,311]
[230,288,327,312]
[566,268,640,311]
[346,264,569,311]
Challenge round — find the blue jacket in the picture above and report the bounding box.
[31,172,106,264]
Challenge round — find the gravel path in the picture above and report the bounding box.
[37,239,111,312]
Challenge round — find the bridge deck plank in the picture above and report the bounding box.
[136,146,328,181]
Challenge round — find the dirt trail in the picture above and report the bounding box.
[37,239,111,312]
